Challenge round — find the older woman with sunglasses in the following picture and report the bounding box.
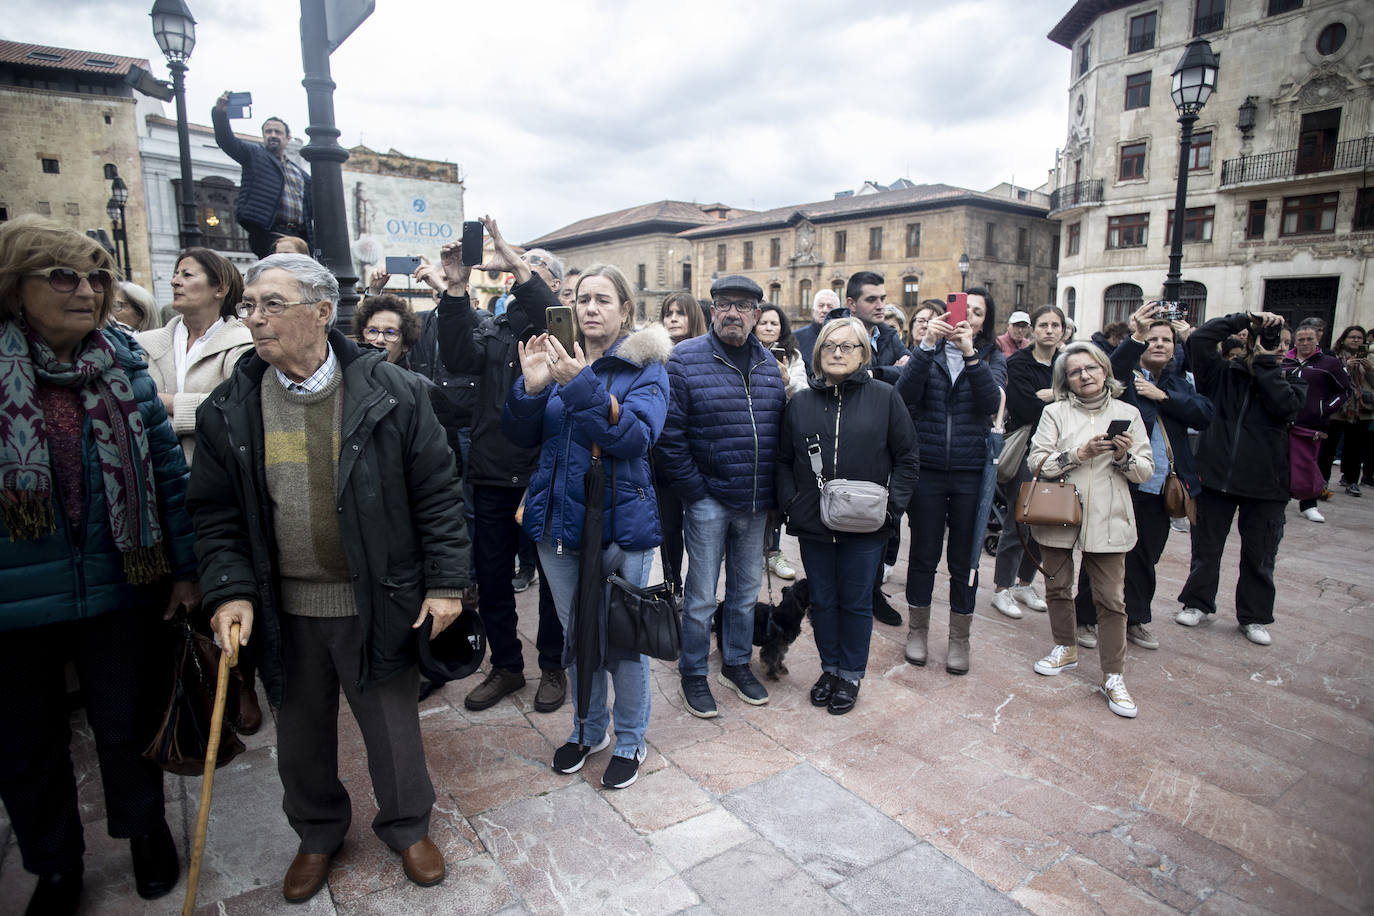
[0,217,200,913]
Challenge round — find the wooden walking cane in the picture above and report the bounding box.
[182,621,239,916]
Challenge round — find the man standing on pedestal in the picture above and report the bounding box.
[211,92,313,258]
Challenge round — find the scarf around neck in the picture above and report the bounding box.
[0,318,168,583]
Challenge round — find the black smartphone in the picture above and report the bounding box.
[461,221,484,266]
[1104,419,1131,439]
[546,306,576,354]
[384,255,422,276]
[226,91,252,119]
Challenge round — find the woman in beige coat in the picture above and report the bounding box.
[1025,341,1153,718]
[135,248,253,464]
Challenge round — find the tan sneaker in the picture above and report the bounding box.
[1102,673,1138,718]
[1076,624,1098,648]
[1033,644,1078,676]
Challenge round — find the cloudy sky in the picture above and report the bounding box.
[12,0,1072,243]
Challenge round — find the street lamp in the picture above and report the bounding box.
[109,175,132,278]
[958,252,970,292]
[151,0,202,249]
[1162,39,1218,309]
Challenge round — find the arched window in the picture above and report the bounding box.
[178,175,252,254]
[797,279,812,318]
[1178,280,1207,324]
[769,283,782,306]
[903,276,920,309]
[831,279,844,297]
[1103,283,1143,325]
[1064,286,1077,319]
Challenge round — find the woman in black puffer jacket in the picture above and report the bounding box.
[777,317,918,714]
[895,287,1006,676]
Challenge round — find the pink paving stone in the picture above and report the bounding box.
[598,762,715,833]
[1207,858,1366,916]
[925,810,1067,893]
[1012,853,1184,916]
[664,718,800,795]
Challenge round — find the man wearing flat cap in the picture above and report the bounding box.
[657,275,787,718]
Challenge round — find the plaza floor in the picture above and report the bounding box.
[2,490,1371,915]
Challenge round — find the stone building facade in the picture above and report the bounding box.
[678,185,1059,323]
[1048,0,1374,337]
[0,41,152,286]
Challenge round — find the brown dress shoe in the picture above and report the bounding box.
[533,668,567,713]
[235,668,263,735]
[400,837,445,887]
[463,667,525,711]
[283,850,334,902]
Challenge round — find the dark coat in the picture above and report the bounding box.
[1187,313,1306,500]
[211,107,313,247]
[868,321,911,384]
[658,329,787,513]
[0,328,198,632]
[436,275,552,489]
[794,319,823,365]
[1005,346,1058,433]
[405,308,481,431]
[502,325,672,552]
[895,339,1006,473]
[776,370,919,541]
[1109,336,1214,496]
[188,330,470,706]
[1283,348,1352,430]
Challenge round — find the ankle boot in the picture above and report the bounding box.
[904,606,930,666]
[946,612,972,675]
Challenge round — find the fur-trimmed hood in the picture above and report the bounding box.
[608,323,673,369]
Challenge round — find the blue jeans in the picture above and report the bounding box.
[680,496,767,677]
[906,468,984,615]
[537,542,652,759]
[800,535,885,680]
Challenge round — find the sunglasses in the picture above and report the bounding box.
[30,266,113,294]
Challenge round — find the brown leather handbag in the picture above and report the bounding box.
[1014,456,1082,528]
[1157,422,1196,523]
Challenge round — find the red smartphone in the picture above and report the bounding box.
[946,292,968,326]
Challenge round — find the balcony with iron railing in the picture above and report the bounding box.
[1048,179,1104,214]
[1193,11,1224,35]
[1128,30,1155,54]
[1220,136,1374,186]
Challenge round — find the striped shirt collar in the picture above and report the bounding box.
[274,344,337,393]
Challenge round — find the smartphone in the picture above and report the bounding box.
[1104,419,1131,439]
[461,221,484,267]
[384,255,422,276]
[226,91,252,119]
[546,306,576,355]
[946,291,968,326]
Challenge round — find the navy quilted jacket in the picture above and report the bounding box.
[212,106,313,247]
[657,330,787,513]
[896,339,1006,473]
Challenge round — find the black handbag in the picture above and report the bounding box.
[606,573,683,661]
[143,614,246,776]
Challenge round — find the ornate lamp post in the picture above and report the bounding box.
[958,252,970,292]
[1162,39,1218,308]
[151,0,202,249]
[108,175,133,278]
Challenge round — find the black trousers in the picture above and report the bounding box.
[1075,489,1169,625]
[246,221,311,259]
[1320,420,1368,487]
[472,483,564,673]
[277,614,434,853]
[657,486,685,589]
[0,606,166,876]
[1177,488,1286,625]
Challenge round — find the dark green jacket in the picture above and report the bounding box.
[188,330,470,706]
[0,327,197,632]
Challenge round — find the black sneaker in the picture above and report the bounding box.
[131,819,179,900]
[601,747,645,789]
[551,733,611,774]
[809,673,836,707]
[679,675,718,718]
[872,590,902,626]
[717,664,769,705]
[828,678,860,715]
[512,566,537,593]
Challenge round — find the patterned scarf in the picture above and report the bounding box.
[0,318,168,583]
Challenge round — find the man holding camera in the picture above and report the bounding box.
[212,92,313,258]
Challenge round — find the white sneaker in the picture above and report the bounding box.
[1102,673,1138,718]
[1169,517,1190,532]
[990,590,1023,619]
[1009,584,1048,612]
[882,563,894,584]
[1175,607,1208,627]
[766,554,796,580]
[1240,623,1272,646]
[1301,507,1326,523]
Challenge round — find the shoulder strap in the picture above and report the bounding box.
[806,434,825,487]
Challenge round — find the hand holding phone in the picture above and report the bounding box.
[461,221,484,267]
[946,292,968,326]
[226,92,252,119]
[384,256,423,276]
[1104,419,1131,439]
[546,306,576,355]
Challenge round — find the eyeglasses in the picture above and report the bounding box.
[234,299,312,319]
[1067,365,1105,378]
[820,342,861,355]
[712,299,759,314]
[30,266,113,294]
[362,326,401,342]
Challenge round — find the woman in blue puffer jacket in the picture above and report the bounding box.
[895,287,1007,677]
[503,264,671,790]
[0,217,199,913]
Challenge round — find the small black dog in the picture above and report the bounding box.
[712,578,810,680]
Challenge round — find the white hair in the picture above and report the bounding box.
[245,253,340,327]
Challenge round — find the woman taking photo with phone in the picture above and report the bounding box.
[1025,342,1153,717]
[895,287,1005,675]
[503,264,671,788]
[776,317,918,714]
